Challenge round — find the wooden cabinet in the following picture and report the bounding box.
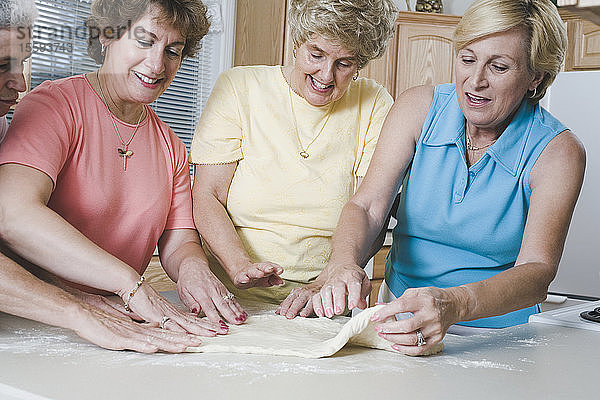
[234,0,287,66]
[394,12,461,97]
[562,10,600,70]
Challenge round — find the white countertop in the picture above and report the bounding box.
[1,302,599,400]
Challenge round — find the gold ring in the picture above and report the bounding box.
[416,330,426,346]
[159,316,171,329]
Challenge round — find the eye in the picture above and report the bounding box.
[460,56,475,65]
[0,63,9,72]
[491,64,508,72]
[137,40,152,48]
[166,47,182,59]
[310,53,323,60]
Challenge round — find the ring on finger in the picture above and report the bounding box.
[222,292,235,301]
[159,316,171,329]
[416,329,426,347]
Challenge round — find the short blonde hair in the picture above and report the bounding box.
[453,0,566,103]
[288,0,398,70]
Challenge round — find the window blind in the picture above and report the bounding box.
[25,0,225,153]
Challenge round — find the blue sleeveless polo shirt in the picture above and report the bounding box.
[385,84,567,328]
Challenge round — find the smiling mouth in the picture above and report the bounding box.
[309,75,333,92]
[134,71,162,85]
[465,92,490,104]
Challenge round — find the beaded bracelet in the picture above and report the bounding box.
[123,276,145,312]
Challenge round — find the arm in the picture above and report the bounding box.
[0,251,203,353]
[373,130,586,355]
[192,163,283,288]
[309,86,431,318]
[157,228,246,325]
[0,164,222,336]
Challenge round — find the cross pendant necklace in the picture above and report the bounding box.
[96,70,144,171]
[118,147,134,171]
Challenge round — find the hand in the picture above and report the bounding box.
[66,285,141,320]
[230,261,284,289]
[311,263,371,318]
[369,286,465,356]
[177,263,247,325]
[276,282,322,319]
[123,280,228,337]
[71,302,204,353]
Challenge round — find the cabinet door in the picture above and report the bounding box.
[234,0,287,66]
[571,19,600,69]
[395,21,457,97]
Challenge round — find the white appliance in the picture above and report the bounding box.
[541,71,600,299]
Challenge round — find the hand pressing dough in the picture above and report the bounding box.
[186,305,443,358]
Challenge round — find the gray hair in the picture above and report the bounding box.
[288,0,398,70]
[0,0,38,29]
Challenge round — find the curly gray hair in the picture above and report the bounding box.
[288,0,398,70]
[0,0,38,29]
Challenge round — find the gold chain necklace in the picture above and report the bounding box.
[96,70,144,171]
[287,80,334,159]
[466,133,497,151]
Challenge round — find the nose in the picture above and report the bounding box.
[6,66,27,93]
[469,63,488,89]
[318,60,335,83]
[145,47,165,75]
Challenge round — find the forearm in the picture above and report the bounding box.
[327,200,387,272]
[0,251,86,329]
[453,262,555,323]
[159,233,210,282]
[193,194,252,277]
[0,202,139,297]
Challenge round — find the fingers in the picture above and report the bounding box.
[234,262,284,288]
[178,275,247,326]
[277,288,313,319]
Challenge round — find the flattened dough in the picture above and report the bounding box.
[186,305,443,358]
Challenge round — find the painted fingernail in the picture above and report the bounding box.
[335,306,342,313]
[192,308,198,314]
[348,302,356,309]
[392,344,402,352]
[370,313,380,321]
[219,319,227,325]
[326,308,333,317]
[209,329,218,333]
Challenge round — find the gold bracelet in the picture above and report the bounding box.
[123,276,145,312]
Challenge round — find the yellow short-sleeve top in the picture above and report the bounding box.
[191,66,393,284]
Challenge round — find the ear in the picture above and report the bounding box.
[529,71,545,92]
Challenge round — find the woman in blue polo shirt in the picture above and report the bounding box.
[310,0,586,356]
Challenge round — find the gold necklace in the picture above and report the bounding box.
[288,84,334,158]
[466,133,497,151]
[96,70,145,171]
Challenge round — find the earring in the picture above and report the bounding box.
[293,48,296,58]
[101,43,106,56]
[528,87,537,99]
[353,70,359,81]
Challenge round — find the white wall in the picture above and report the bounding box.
[393,0,475,15]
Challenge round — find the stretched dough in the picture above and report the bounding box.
[186,305,443,358]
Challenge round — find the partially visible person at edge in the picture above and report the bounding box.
[0,0,242,341]
[313,0,585,355]
[191,0,397,318]
[0,0,204,353]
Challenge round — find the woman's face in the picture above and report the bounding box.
[290,35,358,107]
[455,28,542,135]
[101,6,184,106]
[0,29,29,117]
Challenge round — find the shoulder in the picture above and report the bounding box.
[221,65,281,84]
[390,85,435,122]
[530,129,586,190]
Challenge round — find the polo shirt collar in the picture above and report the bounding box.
[422,86,535,177]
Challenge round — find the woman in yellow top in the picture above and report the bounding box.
[191,0,397,319]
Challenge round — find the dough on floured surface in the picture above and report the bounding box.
[186,305,443,358]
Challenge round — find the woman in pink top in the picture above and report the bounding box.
[0,0,245,336]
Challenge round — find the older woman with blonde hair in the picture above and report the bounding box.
[191,0,398,319]
[317,0,585,355]
[0,0,240,337]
